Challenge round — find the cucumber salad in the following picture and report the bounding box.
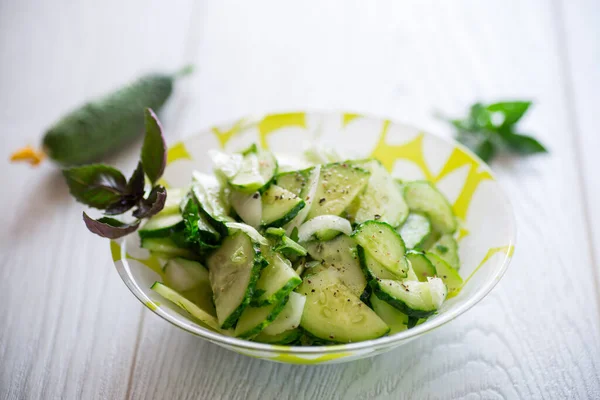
[142,144,463,345]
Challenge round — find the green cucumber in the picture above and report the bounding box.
[297,269,389,343]
[352,221,408,278]
[425,252,463,296]
[307,163,370,219]
[428,234,460,270]
[265,227,286,237]
[262,292,306,335]
[406,250,437,282]
[206,232,267,329]
[229,147,277,193]
[275,167,314,197]
[371,295,408,334]
[252,248,302,306]
[404,181,457,234]
[40,70,188,165]
[261,185,305,228]
[253,328,302,344]
[234,296,289,339]
[141,237,198,259]
[138,213,184,239]
[151,281,222,332]
[191,172,233,236]
[163,257,209,292]
[161,187,186,215]
[305,235,367,298]
[357,245,403,283]
[348,159,409,227]
[374,277,447,318]
[398,213,432,249]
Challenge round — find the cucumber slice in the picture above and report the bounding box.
[234,296,289,339]
[261,185,305,228]
[404,181,457,234]
[428,234,460,270]
[348,159,409,227]
[252,248,302,306]
[406,250,437,282]
[161,187,186,215]
[191,172,233,236]
[265,227,286,237]
[297,269,389,343]
[141,237,198,259]
[230,189,262,228]
[283,165,321,233]
[253,328,302,344]
[405,261,420,281]
[426,252,463,297]
[275,167,313,197]
[305,235,367,298]
[207,232,267,329]
[374,277,447,318]
[357,245,403,283]
[398,213,432,249]
[273,236,308,257]
[262,292,306,335]
[371,295,408,334]
[138,213,184,239]
[163,258,209,292]
[307,163,370,219]
[179,286,216,317]
[151,282,222,332]
[209,149,243,180]
[352,221,408,278]
[229,148,277,193]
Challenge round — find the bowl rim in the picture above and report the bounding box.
[113,110,516,355]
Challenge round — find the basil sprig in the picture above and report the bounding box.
[64,108,168,238]
[443,101,548,163]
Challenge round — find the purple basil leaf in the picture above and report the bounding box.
[83,212,140,239]
[63,164,128,209]
[128,161,146,198]
[132,185,167,219]
[141,108,167,184]
[104,196,138,215]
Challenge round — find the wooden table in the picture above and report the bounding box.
[1,1,599,399]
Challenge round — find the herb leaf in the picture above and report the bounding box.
[63,165,128,209]
[474,140,496,163]
[128,161,146,198]
[487,101,531,127]
[141,108,167,184]
[82,212,140,239]
[133,185,167,219]
[181,197,200,243]
[503,133,548,155]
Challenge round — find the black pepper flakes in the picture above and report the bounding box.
[374,214,381,220]
[319,198,326,204]
[252,193,259,199]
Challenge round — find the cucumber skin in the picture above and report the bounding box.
[221,243,268,330]
[253,328,303,345]
[43,74,173,165]
[372,287,437,319]
[262,200,306,228]
[251,275,302,307]
[236,296,290,339]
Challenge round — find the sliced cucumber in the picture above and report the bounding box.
[398,213,432,249]
[297,269,389,343]
[139,213,184,239]
[191,172,233,236]
[252,248,302,306]
[234,296,289,339]
[265,227,286,237]
[179,286,216,317]
[207,232,267,329]
[348,159,409,227]
[273,236,307,257]
[305,235,367,298]
[161,187,186,215]
[229,148,277,193]
[262,292,306,335]
[428,234,460,270]
[275,167,313,197]
[406,250,437,282]
[261,185,305,228]
[404,181,457,234]
[307,163,370,219]
[352,221,408,278]
[151,282,222,332]
[253,328,302,344]
[357,245,403,283]
[374,277,447,318]
[163,258,209,292]
[230,189,262,228]
[141,237,198,259]
[371,295,408,334]
[426,252,463,297]
[209,149,243,180]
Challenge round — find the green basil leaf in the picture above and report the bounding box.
[290,226,299,242]
[181,197,201,243]
[133,185,167,219]
[83,212,140,239]
[141,108,167,184]
[63,165,128,209]
[468,103,491,130]
[487,101,531,126]
[474,139,496,163]
[503,133,548,155]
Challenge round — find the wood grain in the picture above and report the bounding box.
[1,1,599,399]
